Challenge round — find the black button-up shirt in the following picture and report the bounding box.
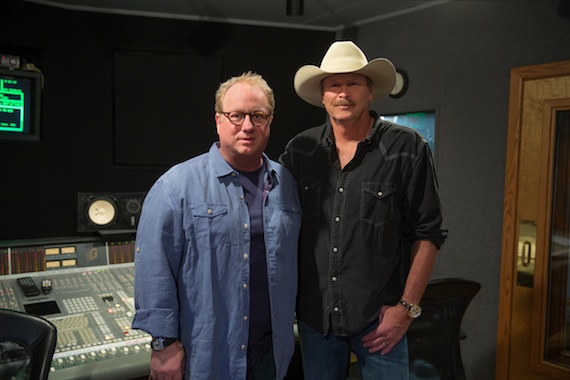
[280,112,447,336]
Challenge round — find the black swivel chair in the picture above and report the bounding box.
[0,308,57,380]
[407,278,481,380]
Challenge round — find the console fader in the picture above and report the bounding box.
[0,237,151,380]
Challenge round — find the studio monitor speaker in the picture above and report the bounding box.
[78,192,146,233]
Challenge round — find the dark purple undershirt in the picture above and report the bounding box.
[238,166,272,360]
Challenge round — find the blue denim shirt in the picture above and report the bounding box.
[133,143,301,380]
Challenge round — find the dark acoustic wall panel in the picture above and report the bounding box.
[113,50,222,167]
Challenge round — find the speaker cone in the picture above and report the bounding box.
[86,197,117,227]
[125,198,142,215]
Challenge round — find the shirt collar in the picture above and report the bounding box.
[209,142,278,185]
[322,111,382,146]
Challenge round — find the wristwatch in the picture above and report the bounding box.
[398,298,422,319]
[151,337,177,351]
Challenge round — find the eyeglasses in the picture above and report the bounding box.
[221,111,272,127]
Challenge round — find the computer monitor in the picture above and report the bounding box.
[0,68,42,141]
[381,110,436,153]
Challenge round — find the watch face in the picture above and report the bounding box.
[151,338,164,351]
[151,337,176,351]
[410,304,422,318]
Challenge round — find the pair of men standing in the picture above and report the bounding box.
[133,40,447,380]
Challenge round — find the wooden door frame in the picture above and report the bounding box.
[496,61,570,379]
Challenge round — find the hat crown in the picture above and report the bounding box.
[320,41,369,73]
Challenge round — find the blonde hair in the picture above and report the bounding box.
[214,71,275,114]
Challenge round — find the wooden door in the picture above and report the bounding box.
[496,61,570,379]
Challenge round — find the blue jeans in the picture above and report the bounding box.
[299,321,409,380]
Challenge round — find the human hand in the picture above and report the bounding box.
[149,341,185,380]
[361,305,411,355]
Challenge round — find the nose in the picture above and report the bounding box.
[337,85,350,97]
[241,114,255,131]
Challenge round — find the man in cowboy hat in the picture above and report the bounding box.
[280,41,447,379]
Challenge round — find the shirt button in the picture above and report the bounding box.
[244,223,249,229]
[242,283,248,289]
[335,216,340,222]
[333,307,339,312]
[338,187,344,193]
[207,209,213,214]
[378,191,383,197]
[243,253,249,260]
[332,247,338,253]
[243,316,248,321]
[232,172,237,177]
[241,345,246,350]
[136,247,141,253]
[332,276,337,282]
[240,195,245,200]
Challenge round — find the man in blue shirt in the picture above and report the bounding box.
[280,41,447,379]
[133,72,302,380]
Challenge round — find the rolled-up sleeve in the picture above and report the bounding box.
[405,143,448,249]
[132,179,183,338]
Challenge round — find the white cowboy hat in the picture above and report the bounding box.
[293,40,396,107]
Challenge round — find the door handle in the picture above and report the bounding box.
[517,220,536,288]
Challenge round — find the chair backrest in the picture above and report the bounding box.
[0,308,57,380]
[407,278,481,380]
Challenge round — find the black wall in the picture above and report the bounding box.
[0,0,333,241]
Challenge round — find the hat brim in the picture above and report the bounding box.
[294,58,396,108]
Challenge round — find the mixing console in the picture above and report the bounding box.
[0,237,150,380]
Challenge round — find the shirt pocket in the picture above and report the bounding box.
[299,177,321,218]
[360,182,398,228]
[274,202,302,237]
[190,203,229,248]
